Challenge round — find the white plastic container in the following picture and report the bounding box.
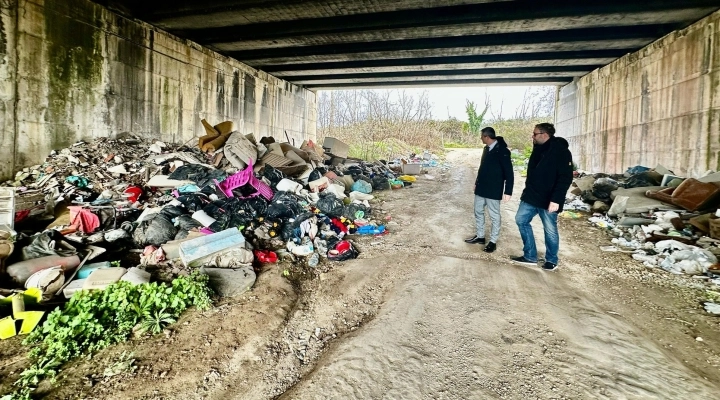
[401,163,422,175]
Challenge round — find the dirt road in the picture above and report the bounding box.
[12,148,719,399]
[276,148,720,399]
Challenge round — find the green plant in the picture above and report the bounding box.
[139,308,176,335]
[3,272,212,399]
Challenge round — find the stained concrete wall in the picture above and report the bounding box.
[556,10,720,177]
[0,0,317,180]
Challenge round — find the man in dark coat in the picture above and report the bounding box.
[511,123,573,271]
[465,127,514,253]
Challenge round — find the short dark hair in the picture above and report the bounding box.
[480,127,496,139]
[535,123,556,136]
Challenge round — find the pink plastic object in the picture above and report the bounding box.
[215,159,273,200]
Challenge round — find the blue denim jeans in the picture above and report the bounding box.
[515,201,560,264]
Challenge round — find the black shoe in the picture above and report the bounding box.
[464,235,485,244]
[541,262,558,271]
[510,256,537,266]
[483,242,496,253]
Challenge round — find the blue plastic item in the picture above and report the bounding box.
[351,180,373,194]
[76,261,111,279]
[356,225,386,235]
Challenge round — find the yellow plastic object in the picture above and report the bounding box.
[0,316,15,339]
[18,311,44,334]
[398,175,417,182]
[0,289,46,339]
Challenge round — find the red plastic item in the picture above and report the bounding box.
[124,186,143,203]
[335,240,351,253]
[254,250,278,263]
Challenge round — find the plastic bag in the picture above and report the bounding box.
[263,165,286,187]
[351,180,373,194]
[267,191,305,219]
[133,212,178,246]
[21,230,78,261]
[592,178,619,200]
[317,193,345,217]
[169,164,227,188]
[343,203,371,220]
[371,176,390,191]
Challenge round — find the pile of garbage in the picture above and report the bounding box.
[0,120,423,338]
[563,164,720,315]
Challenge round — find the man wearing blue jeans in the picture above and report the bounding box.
[511,123,573,271]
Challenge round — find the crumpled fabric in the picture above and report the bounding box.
[141,245,166,266]
[21,230,78,261]
[68,206,101,234]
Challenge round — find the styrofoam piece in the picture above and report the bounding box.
[83,267,127,290]
[276,178,303,193]
[192,210,217,227]
[146,175,194,188]
[121,267,151,285]
[63,279,86,299]
[322,137,349,158]
[179,228,246,268]
[161,232,205,259]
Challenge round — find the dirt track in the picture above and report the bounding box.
[4,148,720,399]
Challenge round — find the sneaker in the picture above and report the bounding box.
[464,235,485,244]
[541,262,558,271]
[483,242,496,253]
[510,256,536,266]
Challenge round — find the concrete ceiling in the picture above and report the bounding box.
[99,0,720,89]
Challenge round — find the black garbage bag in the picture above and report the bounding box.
[177,193,212,213]
[591,177,619,201]
[21,230,78,261]
[175,215,203,231]
[162,205,187,219]
[263,165,285,187]
[133,212,178,247]
[343,203,371,220]
[202,198,262,231]
[624,171,662,189]
[169,164,227,188]
[308,169,323,183]
[371,176,390,191]
[266,191,304,219]
[317,193,345,217]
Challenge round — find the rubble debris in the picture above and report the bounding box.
[566,164,720,315]
[1,119,430,315]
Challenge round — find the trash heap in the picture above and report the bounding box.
[563,165,720,315]
[0,120,422,338]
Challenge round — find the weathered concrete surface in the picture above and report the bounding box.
[556,10,720,177]
[0,0,316,181]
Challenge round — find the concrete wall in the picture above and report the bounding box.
[556,10,720,177]
[0,0,317,180]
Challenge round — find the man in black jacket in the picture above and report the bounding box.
[465,127,513,253]
[511,123,573,271]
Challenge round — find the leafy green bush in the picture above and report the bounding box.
[2,272,212,400]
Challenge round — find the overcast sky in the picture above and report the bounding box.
[319,86,555,122]
[404,86,554,121]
